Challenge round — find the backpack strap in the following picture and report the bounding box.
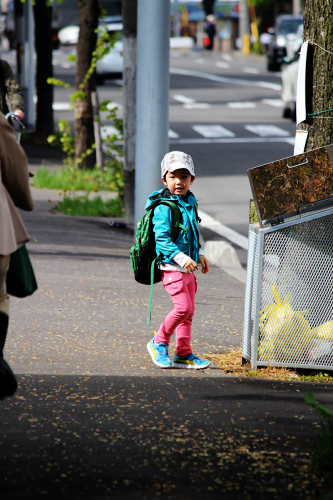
[158,200,182,242]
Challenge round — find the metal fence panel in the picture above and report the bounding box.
[243,208,333,370]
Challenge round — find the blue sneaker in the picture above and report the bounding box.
[147,338,172,368]
[173,353,210,370]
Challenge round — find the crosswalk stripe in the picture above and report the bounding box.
[168,129,180,139]
[183,103,210,109]
[192,125,235,138]
[53,102,71,111]
[243,67,260,74]
[262,99,283,107]
[244,124,290,137]
[215,62,230,69]
[227,102,256,109]
[173,94,195,104]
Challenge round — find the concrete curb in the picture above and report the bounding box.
[204,240,247,284]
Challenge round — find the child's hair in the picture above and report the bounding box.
[163,171,195,182]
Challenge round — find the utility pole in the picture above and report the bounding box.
[239,0,250,55]
[123,0,137,224]
[14,0,35,129]
[293,0,302,15]
[134,0,170,228]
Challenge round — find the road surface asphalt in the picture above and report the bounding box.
[0,146,330,500]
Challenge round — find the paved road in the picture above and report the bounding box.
[0,47,295,243]
[1,200,330,500]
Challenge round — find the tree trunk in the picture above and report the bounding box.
[33,0,54,135]
[75,0,99,169]
[122,0,137,224]
[300,0,333,151]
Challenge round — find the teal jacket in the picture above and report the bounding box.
[145,188,201,265]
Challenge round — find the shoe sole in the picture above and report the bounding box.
[147,342,172,369]
[173,361,210,370]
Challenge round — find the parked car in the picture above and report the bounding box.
[281,25,303,121]
[96,23,123,84]
[58,16,122,45]
[267,15,303,72]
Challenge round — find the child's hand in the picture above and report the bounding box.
[199,255,209,274]
[184,258,198,273]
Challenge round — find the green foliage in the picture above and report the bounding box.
[305,391,333,418]
[46,24,124,201]
[32,164,120,193]
[46,77,71,89]
[248,0,274,6]
[53,195,124,217]
[67,54,76,62]
[47,119,75,164]
[70,91,86,102]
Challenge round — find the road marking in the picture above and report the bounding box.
[245,125,290,137]
[284,137,295,145]
[192,125,235,138]
[53,102,71,111]
[170,67,282,91]
[173,94,195,104]
[168,129,180,139]
[168,137,294,145]
[262,98,283,107]
[195,58,205,64]
[243,67,260,74]
[215,62,230,69]
[183,103,211,109]
[227,102,256,109]
[52,59,58,65]
[199,209,249,250]
[61,62,74,69]
[221,53,232,61]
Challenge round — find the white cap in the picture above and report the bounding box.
[161,151,195,177]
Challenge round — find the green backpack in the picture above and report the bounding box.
[130,200,186,325]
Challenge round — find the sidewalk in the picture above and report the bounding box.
[0,145,329,499]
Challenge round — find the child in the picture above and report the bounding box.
[146,151,210,370]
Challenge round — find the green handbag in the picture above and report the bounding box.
[6,245,38,298]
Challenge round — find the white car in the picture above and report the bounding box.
[281,24,303,121]
[58,25,79,45]
[96,25,123,84]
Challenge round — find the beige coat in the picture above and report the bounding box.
[0,112,33,255]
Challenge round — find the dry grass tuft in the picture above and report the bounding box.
[206,349,333,382]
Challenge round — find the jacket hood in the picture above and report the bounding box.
[145,188,197,211]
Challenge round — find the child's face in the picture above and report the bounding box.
[162,168,195,197]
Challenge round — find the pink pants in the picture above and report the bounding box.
[155,271,197,356]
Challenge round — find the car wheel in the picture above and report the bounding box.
[282,106,291,119]
[267,61,280,72]
[291,104,296,122]
[96,75,104,86]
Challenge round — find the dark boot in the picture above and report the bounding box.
[0,312,17,399]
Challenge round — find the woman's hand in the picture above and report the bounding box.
[199,255,209,274]
[184,258,198,273]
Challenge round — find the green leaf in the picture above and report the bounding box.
[67,55,76,62]
[305,391,333,418]
[70,91,86,102]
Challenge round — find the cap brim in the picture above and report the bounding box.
[167,163,193,173]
